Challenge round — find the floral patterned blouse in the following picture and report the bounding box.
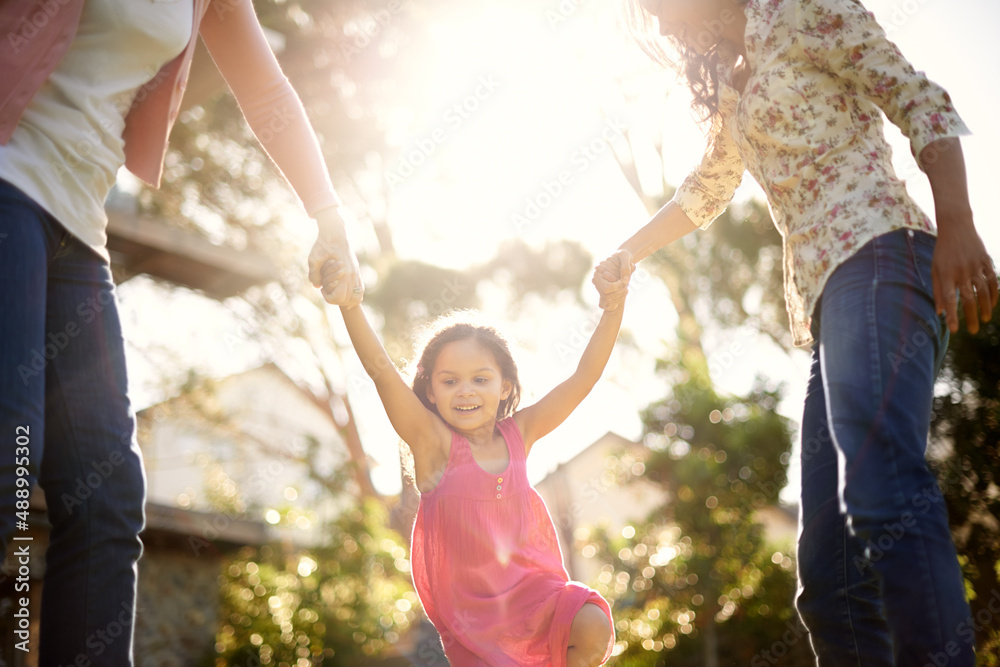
[672,0,970,346]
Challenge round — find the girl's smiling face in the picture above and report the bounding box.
[426,338,512,433]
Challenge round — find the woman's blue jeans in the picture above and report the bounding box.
[0,180,145,665]
[795,228,974,666]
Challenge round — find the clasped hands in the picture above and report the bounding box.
[593,249,635,311]
[309,206,364,308]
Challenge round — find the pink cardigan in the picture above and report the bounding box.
[0,0,340,216]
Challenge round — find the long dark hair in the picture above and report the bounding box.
[621,0,749,121]
[410,317,522,421]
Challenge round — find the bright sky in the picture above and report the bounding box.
[121,0,1000,503]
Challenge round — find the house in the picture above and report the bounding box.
[533,432,799,586]
[0,490,267,667]
[534,432,668,585]
[137,363,357,546]
[0,363,366,666]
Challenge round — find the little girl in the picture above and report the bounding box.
[321,259,627,666]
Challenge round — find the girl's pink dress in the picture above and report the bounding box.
[410,417,615,666]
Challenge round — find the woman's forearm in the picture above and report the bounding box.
[920,137,974,231]
[619,200,699,262]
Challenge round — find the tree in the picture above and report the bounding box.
[213,500,418,666]
[578,111,815,663]
[586,360,815,666]
[930,313,1000,662]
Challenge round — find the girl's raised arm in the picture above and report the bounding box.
[514,303,625,454]
[339,305,451,454]
[323,265,450,456]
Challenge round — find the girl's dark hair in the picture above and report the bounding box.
[621,0,748,122]
[410,316,522,421]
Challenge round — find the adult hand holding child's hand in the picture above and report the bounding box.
[320,259,362,307]
[309,206,364,307]
[592,249,634,311]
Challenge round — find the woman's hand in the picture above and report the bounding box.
[592,249,635,311]
[932,221,998,334]
[309,206,364,307]
[921,138,999,333]
[319,259,360,307]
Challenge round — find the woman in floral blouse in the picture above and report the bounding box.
[594,0,997,663]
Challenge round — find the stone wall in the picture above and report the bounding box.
[135,548,221,666]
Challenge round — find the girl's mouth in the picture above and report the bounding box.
[454,405,480,412]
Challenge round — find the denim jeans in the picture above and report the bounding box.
[0,180,145,665]
[795,228,974,666]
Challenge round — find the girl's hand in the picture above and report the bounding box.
[320,259,362,307]
[932,223,998,334]
[592,249,635,311]
[309,207,364,308]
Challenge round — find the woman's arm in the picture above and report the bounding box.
[795,1,995,331]
[199,0,364,306]
[620,200,699,264]
[593,201,698,310]
[796,0,969,170]
[920,138,998,333]
[595,106,742,311]
[514,305,625,454]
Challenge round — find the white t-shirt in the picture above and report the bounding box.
[0,0,192,261]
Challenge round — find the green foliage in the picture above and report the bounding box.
[587,367,814,665]
[213,500,418,666]
[148,0,426,250]
[930,313,1000,660]
[650,198,791,351]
